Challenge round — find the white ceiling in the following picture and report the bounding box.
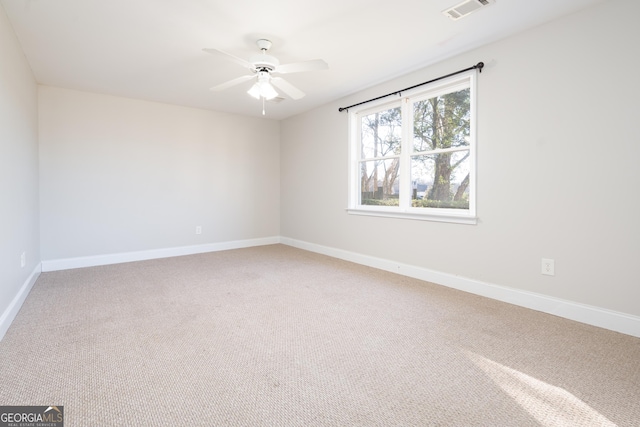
[2,0,605,120]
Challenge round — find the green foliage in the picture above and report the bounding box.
[413,89,470,152]
[362,198,468,209]
[361,199,400,207]
[361,107,402,157]
[411,199,469,209]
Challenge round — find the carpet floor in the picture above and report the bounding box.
[1,244,639,426]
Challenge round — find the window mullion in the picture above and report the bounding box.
[399,98,412,209]
[350,112,362,209]
[361,155,401,162]
[414,146,470,156]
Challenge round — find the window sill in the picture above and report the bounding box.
[346,207,477,225]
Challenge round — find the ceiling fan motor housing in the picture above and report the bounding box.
[250,54,279,72]
[251,39,279,72]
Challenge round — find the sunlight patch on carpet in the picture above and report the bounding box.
[465,351,617,427]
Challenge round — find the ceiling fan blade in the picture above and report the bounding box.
[274,59,328,74]
[210,74,255,91]
[270,77,305,100]
[203,48,254,70]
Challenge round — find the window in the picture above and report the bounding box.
[348,72,477,224]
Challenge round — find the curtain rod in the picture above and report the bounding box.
[338,61,484,112]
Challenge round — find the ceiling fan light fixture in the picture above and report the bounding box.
[261,82,279,100]
[247,82,278,100]
[247,72,278,100]
[247,83,261,99]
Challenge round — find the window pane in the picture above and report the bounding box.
[361,107,402,159]
[360,159,400,206]
[411,151,470,209]
[413,88,470,153]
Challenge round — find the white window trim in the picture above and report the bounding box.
[347,71,478,225]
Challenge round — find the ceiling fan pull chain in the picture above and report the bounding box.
[262,97,266,116]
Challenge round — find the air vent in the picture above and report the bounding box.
[443,0,495,21]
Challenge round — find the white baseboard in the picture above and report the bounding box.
[41,236,280,272]
[29,235,640,338]
[280,237,640,338]
[0,263,41,342]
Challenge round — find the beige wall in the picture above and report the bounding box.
[3,0,639,336]
[39,87,281,260]
[0,5,39,319]
[280,0,640,317]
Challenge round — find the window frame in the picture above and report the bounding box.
[347,71,478,225]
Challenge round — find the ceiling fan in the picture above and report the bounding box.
[203,39,328,113]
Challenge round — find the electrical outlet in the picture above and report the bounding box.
[541,258,554,276]
[21,252,26,268]
[195,226,202,235]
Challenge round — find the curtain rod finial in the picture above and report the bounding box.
[476,62,484,72]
